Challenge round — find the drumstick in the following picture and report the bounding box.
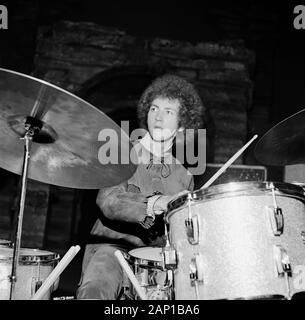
[31,245,80,300]
[114,250,147,300]
[200,134,258,190]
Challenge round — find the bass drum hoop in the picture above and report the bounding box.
[167,181,305,219]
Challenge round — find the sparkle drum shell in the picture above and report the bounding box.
[0,247,60,300]
[166,181,305,300]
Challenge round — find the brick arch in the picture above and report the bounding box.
[78,65,166,97]
[77,65,168,131]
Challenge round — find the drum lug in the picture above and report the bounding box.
[31,278,43,296]
[273,245,292,299]
[162,246,177,270]
[189,253,204,285]
[273,245,292,276]
[266,206,284,236]
[267,182,284,236]
[185,215,199,245]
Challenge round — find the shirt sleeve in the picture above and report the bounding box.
[96,181,153,228]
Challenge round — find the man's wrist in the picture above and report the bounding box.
[147,195,164,218]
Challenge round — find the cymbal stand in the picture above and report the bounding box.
[9,121,37,300]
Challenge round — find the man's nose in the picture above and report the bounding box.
[155,110,163,121]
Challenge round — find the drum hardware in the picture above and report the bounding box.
[301,231,305,244]
[31,279,43,295]
[273,245,292,277]
[185,193,200,245]
[162,219,177,271]
[53,296,75,300]
[189,253,204,300]
[266,206,284,236]
[9,126,34,300]
[0,240,12,247]
[267,182,284,236]
[273,245,292,299]
[128,247,173,300]
[185,216,199,245]
[115,250,147,300]
[161,245,177,271]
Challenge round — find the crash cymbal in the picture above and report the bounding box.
[0,68,137,189]
[254,109,305,166]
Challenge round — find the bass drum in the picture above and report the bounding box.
[0,247,60,300]
[166,181,305,300]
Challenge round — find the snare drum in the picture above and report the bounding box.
[166,181,305,300]
[0,247,60,300]
[128,247,173,300]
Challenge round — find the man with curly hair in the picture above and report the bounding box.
[76,74,207,300]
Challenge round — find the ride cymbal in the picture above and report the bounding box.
[0,68,137,189]
[254,109,305,166]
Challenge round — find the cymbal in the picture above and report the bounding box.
[254,109,305,166]
[0,68,137,189]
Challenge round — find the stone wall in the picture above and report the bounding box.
[33,20,255,164]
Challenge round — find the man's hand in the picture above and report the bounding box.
[153,190,190,214]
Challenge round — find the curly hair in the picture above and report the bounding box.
[137,74,206,130]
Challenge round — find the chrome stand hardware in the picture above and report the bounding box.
[185,193,200,245]
[189,253,204,300]
[162,221,177,271]
[31,279,43,296]
[162,246,177,271]
[273,245,292,299]
[267,183,284,235]
[9,125,36,300]
[185,216,199,245]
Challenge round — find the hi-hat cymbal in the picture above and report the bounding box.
[0,68,137,189]
[254,109,305,166]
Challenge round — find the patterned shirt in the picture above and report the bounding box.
[90,141,194,248]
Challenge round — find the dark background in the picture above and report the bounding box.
[0,0,304,124]
[0,0,305,299]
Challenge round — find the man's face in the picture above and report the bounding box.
[147,97,181,142]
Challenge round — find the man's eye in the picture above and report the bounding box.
[150,106,157,111]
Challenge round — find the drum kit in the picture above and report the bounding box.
[125,109,305,300]
[0,68,305,300]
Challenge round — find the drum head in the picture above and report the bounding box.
[129,247,163,262]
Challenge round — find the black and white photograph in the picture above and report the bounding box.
[0,0,305,310]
